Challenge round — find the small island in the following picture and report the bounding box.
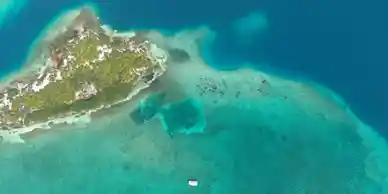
[0,7,167,132]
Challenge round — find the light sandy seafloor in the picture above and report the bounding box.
[144,27,388,192]
[0,5,388,194]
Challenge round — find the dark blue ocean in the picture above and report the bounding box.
[1,0,387,133]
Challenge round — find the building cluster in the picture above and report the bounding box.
[75,82,98,100]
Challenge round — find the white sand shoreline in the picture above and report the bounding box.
[0,113,92,143]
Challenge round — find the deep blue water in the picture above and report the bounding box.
[0,0,387,133]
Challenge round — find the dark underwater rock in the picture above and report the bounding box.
[130,92,166,124]
[158,98,206,135]
[167,48,190,63]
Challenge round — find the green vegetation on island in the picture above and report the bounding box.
[0,9,166,129]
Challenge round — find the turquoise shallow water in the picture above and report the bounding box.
[0,1,388,194]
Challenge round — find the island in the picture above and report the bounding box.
[0,7,167,132]
[1,4,388,193]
